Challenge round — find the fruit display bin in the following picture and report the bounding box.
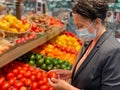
[0,28,65,68]
[0,29,29,38]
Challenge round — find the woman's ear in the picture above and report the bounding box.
[94,18,102,29]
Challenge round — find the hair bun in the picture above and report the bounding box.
[72,0,109,21]
[93,1,109,20]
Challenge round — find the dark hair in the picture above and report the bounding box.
[72,0,109,22]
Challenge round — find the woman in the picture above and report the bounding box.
[49,0,120,90]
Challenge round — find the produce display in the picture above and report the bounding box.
[29,14,64,33]
[0,14,64,55]
[0,61,58,90]
[32,31,82,65]
[18,53,72,71]
[0,14,30,33]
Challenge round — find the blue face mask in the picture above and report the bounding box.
[76,22,96,41]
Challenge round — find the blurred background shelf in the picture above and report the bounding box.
[0,28,65,68]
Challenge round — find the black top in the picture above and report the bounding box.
[71,31,120,90]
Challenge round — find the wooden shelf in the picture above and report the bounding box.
[0,29,64,68]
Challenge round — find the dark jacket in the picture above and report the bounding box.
[71,31,120,90]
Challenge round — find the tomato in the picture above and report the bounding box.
[22,67,28,71]
[31,23,37,30]
[7,72,15,80]
[17,74,23,79]
[24,71,31,78]
[39,85,49,90]
[23,36,29,41]
[49,87,55,90]
[13,69,19,75]
[22,19,28,24]
[0,77,5,86]
[8,78,15,85]
[1,82,10,90]
[31,82,38,90]
[10,87,18,90]
[42,77,48,84]
[16,39,22,44]
[47,71,58,79]
[20,86,27,90]
[28,34,35,39]
[23,64,30,68]
[36,72,42,80]
[20,70,26,75]
[42,72,47,77]
[14,81,23,89]
[20,77,26,84]
[38,80,44,86]
[30,75,36,81]
[25,79,31,87]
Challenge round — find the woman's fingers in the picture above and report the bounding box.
[48,78,59,88]
[51,78,58,83]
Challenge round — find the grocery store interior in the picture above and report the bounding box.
[0,0,120,90]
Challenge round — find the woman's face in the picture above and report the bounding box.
[73,13,97,34]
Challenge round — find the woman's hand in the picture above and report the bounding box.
[49,69,72,80]
[48,78,80,90]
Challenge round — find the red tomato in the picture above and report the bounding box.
[31,82,38,90]
[38,80,44,86]
[23,64,30,68]
[24,71,31,78]
[1,82,10,90]
[20,77,26,84]
[22,19,28,24]
[36,72,42,80]
[25,79,31,87]
[7,72,15,80]
[20,70,26,75]
[47,71,58,79]
[22,67,28,71]
[14,81,23,89]
[17,66,22,71]
[13,69,19,75]
[32,23,37,30]
[9,87,18,90]
[20,86,27,90]
[42,77,48,84]
[16,39,22,44]
[42,72,47,77]
[17,74,23,79]
[8,79,15,85]
[0,77,5,86]
[39,85,49,90]
[23,36,29,41]
[65,48,71,53]
[30,75,36,81]
[49,87,55,90]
